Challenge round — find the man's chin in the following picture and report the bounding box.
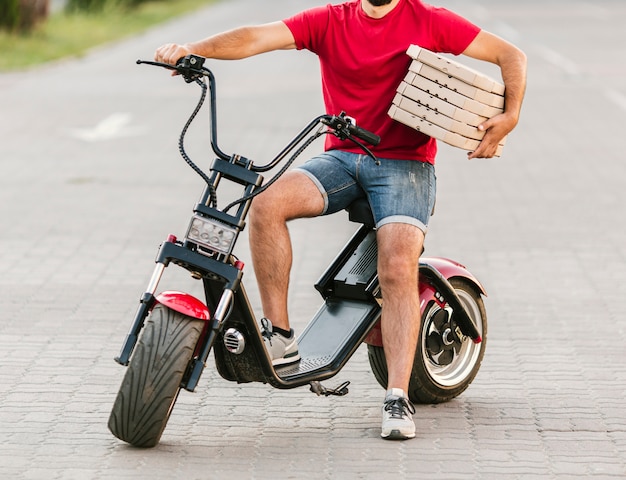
[366,0,394,6]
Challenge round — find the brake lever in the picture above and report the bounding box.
[136,55,207,83]
[136,59,177,71]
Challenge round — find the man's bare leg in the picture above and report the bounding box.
[377,222,424,439]
[248,170,324,332]
[376,222,425,393]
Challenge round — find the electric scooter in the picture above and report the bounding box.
[108,55,487,448]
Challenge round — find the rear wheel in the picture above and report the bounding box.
[368,278,487,404]
[108,305,205,447]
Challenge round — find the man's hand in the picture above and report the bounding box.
[462,31,527,160]
[468,111,518,159]
[155,43,192,66]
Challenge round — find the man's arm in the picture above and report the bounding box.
[462,30,527,159]
[154,21,296,65]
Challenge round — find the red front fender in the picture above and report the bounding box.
[155,291,210,321]
[363,256,486,347]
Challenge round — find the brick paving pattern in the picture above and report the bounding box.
[0,0,624,478]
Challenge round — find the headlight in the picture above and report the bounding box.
[185,215,237,255]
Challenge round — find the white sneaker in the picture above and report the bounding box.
[260,318,301,366]
[381,388,416,440]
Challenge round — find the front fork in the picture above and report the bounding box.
[182,287,234,392]
[114,260,167,366]
[114,235,241,394]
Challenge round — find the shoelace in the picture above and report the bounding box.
[260,317,274,346]
[383,396,416,419]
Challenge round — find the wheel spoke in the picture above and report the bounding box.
[437,349,454,366]
[432,308,448,331]
[426,332,443,355]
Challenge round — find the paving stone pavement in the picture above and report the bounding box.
[1,0,625,478]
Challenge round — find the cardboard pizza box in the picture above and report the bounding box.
[392,93,486,141]
[388,104,504,156]
[390,45,509,156]
[396,81,489,127]
[408,60,504,108]
[403,71,503,118]
[406,44,505,95]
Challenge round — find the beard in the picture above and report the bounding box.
[366,0,394,5]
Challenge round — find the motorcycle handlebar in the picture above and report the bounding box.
[137,55,382,171]
[346,122,381,146]
[321,113,381,147]
[137,55,208,83]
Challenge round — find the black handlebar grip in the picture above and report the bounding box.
[348,124,381,146]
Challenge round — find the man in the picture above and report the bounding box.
[155,0,527,440]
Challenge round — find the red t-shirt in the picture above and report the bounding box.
[283,0,480,163]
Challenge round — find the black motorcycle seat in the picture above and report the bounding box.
[347,198,375,227]
[346,199,425,256]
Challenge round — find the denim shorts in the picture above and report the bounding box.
[295,150,436,233]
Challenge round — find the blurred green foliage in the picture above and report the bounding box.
[0,0,215,70]
[65,0,161,13]
[65,0,107,13]
[0,0,49,32]
[0,0,21,30]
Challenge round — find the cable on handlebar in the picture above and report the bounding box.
[137,57,225,207]
[222,115,380,213]
[178,78,217,207]
[137,58,381,211]
[342,136,380,165]
[222,126,327,214]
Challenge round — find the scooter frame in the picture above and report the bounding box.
[113,55,484,397]
[113,159,484,395]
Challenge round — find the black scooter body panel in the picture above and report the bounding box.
[211,224,381,389]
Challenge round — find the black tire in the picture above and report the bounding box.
[108,305,205,447]
[368,278,487,404]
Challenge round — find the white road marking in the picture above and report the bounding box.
[536,47,581,76]
[605,90,626,112]
[68,113,145,141]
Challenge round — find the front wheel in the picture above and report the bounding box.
[368,278,487,404]
[108,304,205,447]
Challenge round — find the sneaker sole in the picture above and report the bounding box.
[272,352,301,367]
[381,429,416,440]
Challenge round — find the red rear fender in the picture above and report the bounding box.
[363,257,485,347]
[421,257,487,296]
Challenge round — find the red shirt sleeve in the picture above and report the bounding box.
[282,6,329,52]
[425,5,481,54]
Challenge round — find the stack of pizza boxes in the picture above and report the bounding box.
[389,45,506,156]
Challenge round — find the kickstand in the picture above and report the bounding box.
[309,380,350,397]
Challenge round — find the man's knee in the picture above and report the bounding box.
[249,187,281,224]
[251,171,324,225]
[378,256,419,292]
[377,223,424,290]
